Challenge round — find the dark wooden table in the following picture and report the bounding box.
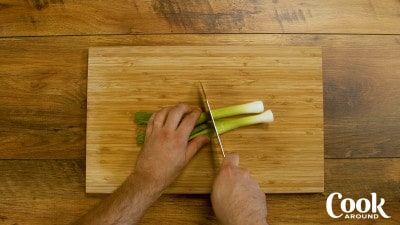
[1,1,399,224]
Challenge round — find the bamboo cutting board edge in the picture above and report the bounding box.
[86,45,324,194]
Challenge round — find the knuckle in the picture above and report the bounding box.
[159,106,170,112]
[239,168,251,178]
[176,103,188,110]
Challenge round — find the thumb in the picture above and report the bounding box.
[222,152,240,167]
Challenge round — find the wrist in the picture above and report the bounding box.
[127,172,164,199]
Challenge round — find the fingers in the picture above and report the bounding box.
[152,104,198,131]
[178,107,202,134]
[145,113,156,136]
[185,135,210,163]
[152,107,170,128]
[164,104,191,129]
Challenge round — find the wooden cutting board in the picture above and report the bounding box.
[86,45,324,194]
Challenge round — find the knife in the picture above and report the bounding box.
[199,82,226,158]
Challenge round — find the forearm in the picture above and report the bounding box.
[74,173,162,225]
[74,104,208,225]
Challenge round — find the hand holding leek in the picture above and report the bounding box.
[135,101,274,145]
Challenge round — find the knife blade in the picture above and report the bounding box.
[199,82,226,158]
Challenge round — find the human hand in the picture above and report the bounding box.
[134,104,210,193]
[211,153,268,225]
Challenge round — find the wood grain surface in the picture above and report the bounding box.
[1,159,399,225]
[0,0,399,36]
[86,45,324,194]
[1,0,399,224]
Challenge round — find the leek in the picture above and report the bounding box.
[135,100,265,125]
[196,100,265,124]
[135,112,153,125]
[136,110,274,145]
[214,109,274,134]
